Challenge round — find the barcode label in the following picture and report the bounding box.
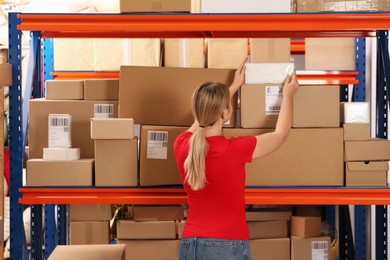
[48,114,72,148]
[49,117,69,127]
[265,86,283,115]
[94,104,114,118]
[312,241,329,260]
[147,130,168,159]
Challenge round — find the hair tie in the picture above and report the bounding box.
[199,125,205,128]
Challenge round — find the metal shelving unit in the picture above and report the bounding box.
[8,12,390,260]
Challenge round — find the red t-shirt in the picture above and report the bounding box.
[174,131,256,240]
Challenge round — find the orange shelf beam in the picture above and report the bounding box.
[52,70,358,85]
[19,187,390,205]
[291,39,305,54]
[16,13,390,38]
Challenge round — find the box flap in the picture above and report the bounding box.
[347,161,388,171]
[48,244,125,260]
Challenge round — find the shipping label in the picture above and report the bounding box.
[265,85,283,115]
[147,130,168,159]
[311,241,329,260]
[48,114,71,148]
[94,104,114,118]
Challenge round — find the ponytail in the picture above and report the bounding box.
[184,128,208,190]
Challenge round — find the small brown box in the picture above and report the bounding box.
[84,79,119,101]
[45,80,84,100]
[117,220,176,239]
[70,221,110,245]
[291,236,331,260]
[0,64,12,86]
[133,205,185,221]
[248,220,288,239]
[344,139,390,161]
[250,38,291,63]
[291,216,322,238]
[70,204,113,221]
[91,118,134,139]
[343,123,370,141]
[250,238,290,260]
[346,161,388,187]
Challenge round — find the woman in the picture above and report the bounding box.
[174,59,299,260]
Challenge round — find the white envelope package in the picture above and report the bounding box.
[245,63,294,84]
[342,102,370,123]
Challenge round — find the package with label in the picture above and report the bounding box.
[91,118,134,139]
[245,63,294,84]
[26,159,94,186]
[49,244,125,260]
[120,0,199,12]
[48,114,72,148]
[248,220,288,239]
[343,123,370,141]
[127,39,161,67]
[201,0,291,13]
[117,220,176,239]
[70,221,110,245]
[250,38,291,63]
[29,99,118,159]
[70,204,113,221]
[43,148,80,161]
[305,38,355,70]
[344,139,390,161]
[207,38,248,69]
[341,102,370,123]
[54,39,94,71]
[133,205,185,221]
[164,38,205,68]
[250,238,290,260]
[117,239,180,260]
[84,79,119,101]
[45,80,84,100]
[291,236,331,260]
[119,66,236,127]
[291,216,321,238]
[346,161,388,186]
[139,125,185,186]
[94,139,138,186]
[0,64,12,86]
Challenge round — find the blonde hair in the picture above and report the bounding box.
[184,82,230,190]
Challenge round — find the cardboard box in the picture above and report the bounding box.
[178,220,185,239]
[70,221,110,245]
[344,139,390,161]
[341,102,370,123]
[346,161,388,186]
[84,79,119,101]
[201,0,292,13]
[343,123,370,141]
[250,238,290,260]
[119,66,236,127]
[95,139,138,186]
[140,125,185,186]
[164,39,205,68]
[54,39,94,71]
[207,39,248,69]
[291,216,321,238]
[94,39,126,71]
[293,85,340,128]
[127,39,162,67]
[117,240,180,260]
[291,236,331,260]
[241,84,340,128]
[224,128,344,186]
[26,159,94,186]
[117,220,176,239]
[295,205,323,217]
[297,0,390,12]
[91,118,134,139]
[305,38,355,70]
[43,148,80,161]
[120,0,195,12]
[133,205,185,221]
[70,204,113,221]
[48,244,125,260]
[250,38,291,63]
[245,63,294,84]
[0,64,12,86]
[29,99,118,159]
[248,220,288,239]
[45,80,84,100]
[246,210,292,222]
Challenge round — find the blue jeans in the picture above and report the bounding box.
[178,238,252,260]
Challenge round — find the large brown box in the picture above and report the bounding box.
[70,204,113,221]
[117,220,176,239]
[0,64,12,86]
[133,205,185,221]
[346,161,388,186]
[95,139,138,186]
[249,38,291,63]
[45,80,84,100]
[207,38,248,69]
[49,245,125,260]
[291,236,331,260]
[164,39,205,68]
[120,0,195,12]
[250,238,290,260]
[248,220,288,239]
[305,38,355,70]
[26,159,94,186]
[119,66,236,127]
[140,125,185,186]
[117,240,180,260]
[344,139,390,161]
[343,123,370,141]
[291,216,321,238]
[29,99,118,159]
[224,128,344,186]
[84,79,119,101]
[240,84,340,128]
[246,210,292,222]
[70,221,110,245]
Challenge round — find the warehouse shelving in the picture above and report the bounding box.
[7,12,390,260]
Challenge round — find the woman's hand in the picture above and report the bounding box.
[282,71,299,99]
[229,57,248,95]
